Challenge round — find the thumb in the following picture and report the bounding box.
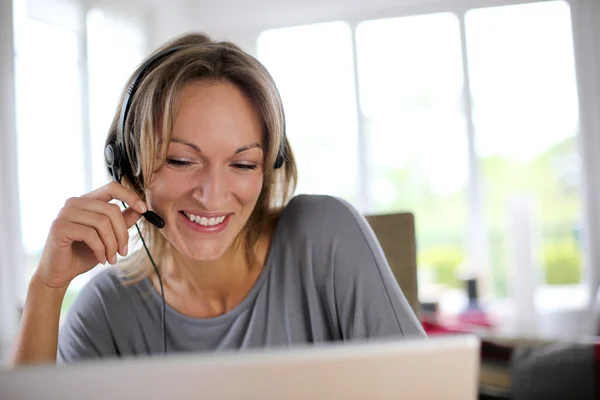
[123,207,143,228]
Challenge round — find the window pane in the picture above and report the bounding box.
[356,13,468,299]
[258,22,359,202]
[56,9,148,309]
[87,8,147,189]
[466,1,581,289]
[15,18,85,293]
[14,7,147,314]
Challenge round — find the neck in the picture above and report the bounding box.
[154,233,269,318]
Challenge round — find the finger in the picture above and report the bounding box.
[63,222,107,265]
[82,181,147,214]
[123,207,144,229]
[61,208,120,265]
[68,199,132,257]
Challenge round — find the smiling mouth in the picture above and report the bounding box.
[181,211,228,227]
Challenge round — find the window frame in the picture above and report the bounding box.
[2,0,599,348]
[1,0,152,356]
[255,0,600,328]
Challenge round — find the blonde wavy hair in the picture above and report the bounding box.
[105,32,297,282]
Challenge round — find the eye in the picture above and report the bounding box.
[232,163,258,171]
[166,158,193,168]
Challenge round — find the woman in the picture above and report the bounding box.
[9,33,424,365]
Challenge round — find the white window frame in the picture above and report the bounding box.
[2,0,599,350]
[1,0,23,360]
[0,0,152,357]
[249,0,600,333]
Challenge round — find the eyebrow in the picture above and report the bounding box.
[170,138,263,154]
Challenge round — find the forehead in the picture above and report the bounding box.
[170,80,263,146]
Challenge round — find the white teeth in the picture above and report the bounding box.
[184,212,226,227]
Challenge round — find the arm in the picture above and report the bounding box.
[327,197,425,339]
[6,274,67,365]
[7,182,145,367]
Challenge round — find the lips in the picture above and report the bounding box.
[182,211,227,227]
[179,211,230,234]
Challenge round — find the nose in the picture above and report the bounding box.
[191,165,227,211]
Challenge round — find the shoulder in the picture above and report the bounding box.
[58,266,149,360]
[276,194,388,273]
[75,267,130,302]
[273,195,380,265]
[58,268,124,361]
[65,267,145,322]
[284,194,357,216]
[279,194,364,237]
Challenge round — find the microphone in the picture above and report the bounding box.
[143,211,165,229]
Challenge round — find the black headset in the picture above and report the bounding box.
[104,44,287,230]
[103,44,287,355]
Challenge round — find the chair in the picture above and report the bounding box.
[365,212,419,317]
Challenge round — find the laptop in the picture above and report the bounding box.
[1,335,479,399]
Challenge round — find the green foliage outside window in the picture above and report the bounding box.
[383,136,582,296]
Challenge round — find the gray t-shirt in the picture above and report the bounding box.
[58,195,425,362]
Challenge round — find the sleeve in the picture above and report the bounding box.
[308,196,426,340]
[57,273,119,363]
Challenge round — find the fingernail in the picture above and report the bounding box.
[136,201,147,213]
[120,245,128,257]
[111,254,118,265]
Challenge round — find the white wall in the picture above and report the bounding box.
[144,0,474,52]
[140,0,198,49]
[179,0,579,48]
[190,0,448,33]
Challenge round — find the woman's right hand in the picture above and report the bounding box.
[35,182,148,289]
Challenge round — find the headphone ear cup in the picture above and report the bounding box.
[104,143,122,182]
[274,142,286,169]
[274,154,284,169]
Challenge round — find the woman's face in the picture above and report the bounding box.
[146,80,265,262]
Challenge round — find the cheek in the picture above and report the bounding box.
[146,170,193,204]
[229,173,264,205]
[147,168,264,208]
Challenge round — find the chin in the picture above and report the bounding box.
[168,224,243,262]
[190,253,226,262]
[186,244,230,262]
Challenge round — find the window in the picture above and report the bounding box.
[14,10,87,301]
[87,7,146,190]
[257,22,360,203]
[465,1,581,297]
[356,13,469,302]
[257,0,586,320]
[13,1,147,314]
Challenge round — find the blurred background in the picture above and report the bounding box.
[1,0,600,355]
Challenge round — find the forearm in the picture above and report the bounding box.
[7,273,68,366]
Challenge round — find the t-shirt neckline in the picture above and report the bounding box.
[142,218,283,326]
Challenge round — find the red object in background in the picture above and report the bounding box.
[458,308,494,328]
[421,320,467,336]
[420,278,495,336]
[420,309,494,336]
